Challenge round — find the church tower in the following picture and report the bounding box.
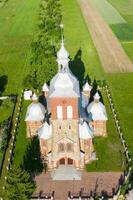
[48,39,83,169]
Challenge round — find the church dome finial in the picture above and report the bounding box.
[57,24,70,71]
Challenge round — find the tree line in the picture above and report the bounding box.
[23,0,62,91]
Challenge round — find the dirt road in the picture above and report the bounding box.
[79,0,133,72]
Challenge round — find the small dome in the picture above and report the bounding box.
[79,121,93,139]
[32,93,38,101]
[87,101,108,121]
[57,40,69,59]
[25,102,45,121]
[94,92,100,100]
[42,83,49,92]
[38,122,52,140]
[57,39,70,68]
[83,82,92,92]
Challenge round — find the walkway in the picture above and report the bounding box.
[78,0,133,72]
[34,171,123,200]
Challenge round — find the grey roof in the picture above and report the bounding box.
[49,70,80,98]
[25,102,45,121]
[87,101,108,121]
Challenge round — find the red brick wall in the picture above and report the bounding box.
[50,97,78,120]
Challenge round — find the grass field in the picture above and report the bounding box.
[89,0,133,62]
[106,0,133,61]
[89,0,126,24]
[107,0,133,24]
[87,90,124,171]
[0,0,40,94]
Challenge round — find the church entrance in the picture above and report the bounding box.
[68,158,73,165]
[59,158,74,165]
[59,158,65,165]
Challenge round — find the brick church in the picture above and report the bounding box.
[25,38,108,171]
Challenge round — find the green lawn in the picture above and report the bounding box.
[107,0,133,24]
[0,0,40,94]
[87,90,124,171]
[89,0,126,24]
[106,0,133,61]
[13,101,44,173]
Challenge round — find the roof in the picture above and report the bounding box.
[94,92,100,100]
[57,39,70,67]
[87,101,108,121]
[38,122,52,140]
[49,71,80,98]
[42,83,49,92]
[24,90,32,100]
[32,93,38,101]
[83,82,92,91]
[79,121,93,139]
[25,102,45,121]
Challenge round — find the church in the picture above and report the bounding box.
[25,38,108,172]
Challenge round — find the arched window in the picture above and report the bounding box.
[58,143,65,152]
[67,105,73,119]
[57,105,63,119]
[66,143,73,152]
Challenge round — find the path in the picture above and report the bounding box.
[34,171,123,200]
[78,0,133,73]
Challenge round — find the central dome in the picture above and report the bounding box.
[54,73,74,90]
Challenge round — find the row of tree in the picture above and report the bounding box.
[23,0,62,90]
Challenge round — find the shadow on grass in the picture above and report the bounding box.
[22,136,43,173]
[0,75,8,95]
[69,48,85,86]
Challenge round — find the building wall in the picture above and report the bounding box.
[50,97,78,120]
[48,119,83,169]
[26,121,43,138]
[93,121,107,136]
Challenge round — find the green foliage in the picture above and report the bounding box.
[0,127,9,152]
[24,0,62,89]
[30,0,62,65]
[3,166,36,200]
[23,70,38,90]
[0,117,12,153]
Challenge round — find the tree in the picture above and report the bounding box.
[30,0,62,65]
[3,166,36,200]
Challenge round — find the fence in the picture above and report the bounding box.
[0,90,24,195]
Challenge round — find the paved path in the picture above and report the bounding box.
[34,171,123,200]
[79,0,133,73]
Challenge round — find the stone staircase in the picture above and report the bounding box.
[51,165,82,180]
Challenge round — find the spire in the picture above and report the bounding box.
[83,82,92,92]
[94,92,100,102]
[31,93,38,102]
[57,24,70,72]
